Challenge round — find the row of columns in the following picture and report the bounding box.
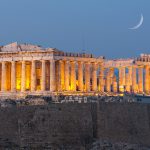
[0,60,56,92]
[104,65,150,94]
[57,60,103,92]
[1,59,150,94]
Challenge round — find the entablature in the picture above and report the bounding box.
[54,56,104,63]
[135,61,150,66]
[104,59,134,68]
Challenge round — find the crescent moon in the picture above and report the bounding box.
[129,14,144,30]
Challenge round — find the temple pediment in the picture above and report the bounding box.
[0,42,65,56]
[0,42,45,52]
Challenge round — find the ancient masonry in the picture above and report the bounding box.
[0,42,149,96]
[0,103,150,148]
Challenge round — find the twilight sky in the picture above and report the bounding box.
[0,0,150,58]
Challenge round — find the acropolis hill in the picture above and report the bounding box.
[0,42,149,97]
[0,42,150,149]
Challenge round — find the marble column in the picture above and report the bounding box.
[65,60,70,91]
[70,61,76,91]
[21,61,26,92]
[125,73,130,92]
[138,66,143,93]
[60,60,65,91]
[11,61,16,92]
[106,69,111,92]
[112,76,118,93]
[119,67,122,86]
[110,68,114,85]
[1,62,6,92]
[41,60,46,91]
[119,67,125,92]
[92,62,97,91]
[55,61,59,91]
[31,60,36,91]
[132,66,137,93]
[85,62,90,92]
[78,61,84,91]
[122,67,126,86]
[128,66,132,91]
[50,59,56,92]
[99,64,104,92]
[144,65,149,93]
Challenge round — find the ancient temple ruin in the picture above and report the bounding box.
[0,42,149,96]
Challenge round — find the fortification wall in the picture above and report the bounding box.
[0,104,93,149]
[97,103,150,147]
[0,103,150,149]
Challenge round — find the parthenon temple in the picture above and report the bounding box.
[0,42,150,96]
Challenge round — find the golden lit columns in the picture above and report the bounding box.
[70,61,76,91]
[109,68,114,85]
[78,61,84,91]
[21,61,26,92]
[125,73,130,92]
[128,66,132,89]
[119,67,125,92]
[92,62,97,91]
[50,59,56,92]
[110,67,114,91]
[41,60,46,91]
[11,61,16,92]
[125,66,133,93]
[106,69,111,92]
[138,66,143,93]
[118,67,122,86]
[118,67,122,92]
[65,60,70,91]
[85,62,91,92]
[99,64,104,92]
[112,76,118,92]
[144,65,150,93]
[59,60,65,91]
[122,67,126,86]
[132,66,137,93]
[31,60,36,92]
[1,61,6,92]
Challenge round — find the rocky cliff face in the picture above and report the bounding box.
[0,104,93,149]
[97,103,150,147]
[0,102,149,149]
[91,140,150,150]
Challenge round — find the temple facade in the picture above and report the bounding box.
[0,42,150,96]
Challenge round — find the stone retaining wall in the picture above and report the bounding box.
[0,104,93,149]
[97,103,150,147]
[0,102,150,149]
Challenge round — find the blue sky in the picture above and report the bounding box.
[0,0,150,58]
